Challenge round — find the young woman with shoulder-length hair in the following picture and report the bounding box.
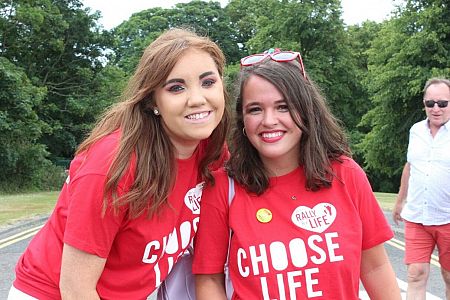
[193,49,401,300]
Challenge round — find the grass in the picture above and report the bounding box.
[0,190,397,228]
[374,192,397,211]
[0,191,59,227]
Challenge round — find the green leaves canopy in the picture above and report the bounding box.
[1,0,449,192]
[1,0,115,159]
[0,57,48,189]
[360,0,450,185]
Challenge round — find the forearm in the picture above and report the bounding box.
[60,244,105,300]
[393,163,410,223]
[60,286,101,300]
[196,274,227,300]
[360,245,401,300]
[396,163,410,203]
[361,262,401,299]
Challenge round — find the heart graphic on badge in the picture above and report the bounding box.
[184,182,203,215]
[291,203,336,233]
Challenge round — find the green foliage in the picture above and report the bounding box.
[171,1,242,63]
[345,22,383,164]
[1,0,116,159]
[223,63,241,111]
[111,7,169,74]
[359,0,450,191]
[112,1,242,74]
[228,0,367,162]
[1,0,449,195]
[0,57,51,191]
[225,0,277,55]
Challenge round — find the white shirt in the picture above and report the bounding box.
[401,119,450,225]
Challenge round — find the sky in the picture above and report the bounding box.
[82,0,400,30]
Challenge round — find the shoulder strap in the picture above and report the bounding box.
[227,176,235,204]
[226,176,235,255]
[225,176,235,300]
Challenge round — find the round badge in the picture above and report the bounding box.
[256,208,273,223]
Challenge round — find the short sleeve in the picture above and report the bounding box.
[64,173,126,258]
[342,159,394,250]
[62,133,130,258]
[193,170,231,274]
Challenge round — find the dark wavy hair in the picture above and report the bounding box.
[227,57,350,194]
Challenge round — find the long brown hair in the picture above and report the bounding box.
[77,28,231,217]
[227,58,350,194]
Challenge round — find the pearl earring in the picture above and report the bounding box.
[153,108,160,115]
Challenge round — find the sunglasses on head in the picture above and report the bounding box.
[424,100,449,108]
[240,48,307,79]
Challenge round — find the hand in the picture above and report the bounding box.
[392,201,404,225]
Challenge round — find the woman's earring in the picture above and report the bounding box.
[153,108,160,116]
[242,127,247,136]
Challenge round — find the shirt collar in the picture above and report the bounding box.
[426,118,450,131]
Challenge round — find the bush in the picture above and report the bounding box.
[35,162,67,191]
[0,158,67,193]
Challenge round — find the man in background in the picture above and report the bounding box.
[393,78,450,300]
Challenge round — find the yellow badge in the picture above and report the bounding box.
[256,208,272,223]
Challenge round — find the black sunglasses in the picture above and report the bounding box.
[424,100,449,108]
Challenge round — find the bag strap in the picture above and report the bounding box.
[227,176,235,205]
[225,176,235,300]
[226,176,234,265]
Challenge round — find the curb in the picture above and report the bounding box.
[0,214,50,241]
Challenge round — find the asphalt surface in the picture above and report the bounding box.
[0,212,446,299]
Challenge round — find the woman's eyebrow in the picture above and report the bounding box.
[199,71,215,79]
[162,78,185,87]
[163,71,216,87]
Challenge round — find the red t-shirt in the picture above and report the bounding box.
[193,157,393,299]
[13,131,227,299]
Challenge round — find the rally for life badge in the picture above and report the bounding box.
[256,208,272,223]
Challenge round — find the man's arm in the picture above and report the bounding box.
[392,162,410,225]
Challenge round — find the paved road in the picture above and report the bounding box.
[0,212,446,299]
[382,211,445,299]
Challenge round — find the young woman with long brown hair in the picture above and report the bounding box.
[9,28,230,300]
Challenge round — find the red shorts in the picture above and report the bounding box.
[404,221,450,270]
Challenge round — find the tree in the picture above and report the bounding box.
[229,0,360,136]
[222,0,273,57]
[359,0,450,191]
[345,21,383,164]
[111,7,170,74]
[112,1,241,74]
[0,57,50,190]
[0,0,115,160]
[171,0,242,64]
